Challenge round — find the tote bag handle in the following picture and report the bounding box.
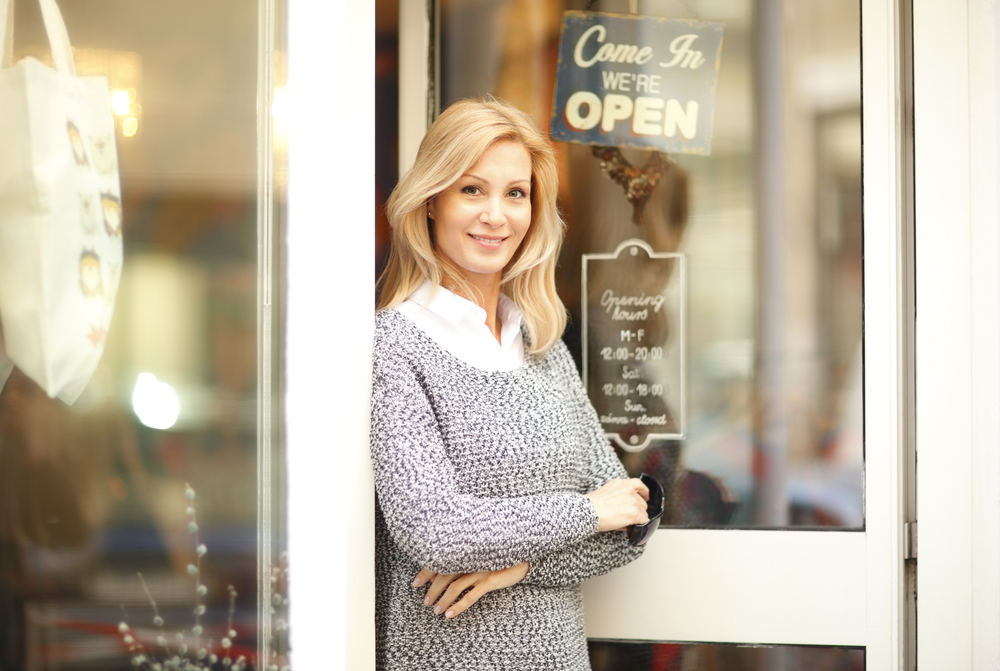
[1,0,11,69]
[0,0,76,75]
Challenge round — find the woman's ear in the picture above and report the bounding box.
[426,199,436,221]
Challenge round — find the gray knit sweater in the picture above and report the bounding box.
[371,309,644,671]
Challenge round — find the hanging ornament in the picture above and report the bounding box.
[591,147,672,225]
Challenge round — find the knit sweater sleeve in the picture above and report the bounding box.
[370,325,600,576]
[521,344,646,587]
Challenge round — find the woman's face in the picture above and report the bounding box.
[428,140,532,290]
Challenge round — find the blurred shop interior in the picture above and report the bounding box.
[0,1,285,669]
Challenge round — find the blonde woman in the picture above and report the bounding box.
[371,98,650,670]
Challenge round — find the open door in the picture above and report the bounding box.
[390,0,911,667]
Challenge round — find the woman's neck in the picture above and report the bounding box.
[443,276,503,344]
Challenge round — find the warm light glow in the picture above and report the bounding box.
[110,88,131,116]
[272,86,289,157]
[132,373,180,430]
[271,86,288,121]
[123,117,138,137]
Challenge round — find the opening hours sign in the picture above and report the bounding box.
[550,11,724,155]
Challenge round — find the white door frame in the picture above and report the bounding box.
[913,0,1000,668]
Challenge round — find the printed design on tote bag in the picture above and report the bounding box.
[86,323,108,347]
[80,193,100,234]
[101,193,123,236]
[79,250,104,298]
[88,134,118,176]
[106,262,122,306]
[68,120,89,167]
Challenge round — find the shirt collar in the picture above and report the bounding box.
[496,292,525,345]
[407,280,524,335]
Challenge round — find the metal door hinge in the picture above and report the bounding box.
[904,521,917,560]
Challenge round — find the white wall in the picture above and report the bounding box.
[286,1,375,669]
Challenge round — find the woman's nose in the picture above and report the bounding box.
[480,197,506,227]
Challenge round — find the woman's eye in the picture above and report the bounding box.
[461,186,480,195]
[509,188,527,198]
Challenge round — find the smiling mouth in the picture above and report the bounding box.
[469,234,506,243]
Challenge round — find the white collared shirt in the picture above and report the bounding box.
[395,280,526,372]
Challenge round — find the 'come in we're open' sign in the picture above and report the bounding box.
[550,11,724,155]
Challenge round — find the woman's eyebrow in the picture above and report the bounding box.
[460,172,531,187]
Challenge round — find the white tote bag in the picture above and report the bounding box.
[0,0,123,403]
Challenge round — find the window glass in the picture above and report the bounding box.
[376,0,400,283]
[0,1,286,668]
[434,0,864,529]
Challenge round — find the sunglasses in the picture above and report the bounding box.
[627,473,665,547]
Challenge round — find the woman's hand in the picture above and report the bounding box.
[585,477,650,532]
[412,562,530,619]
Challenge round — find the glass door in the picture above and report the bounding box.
[389,0,910,667]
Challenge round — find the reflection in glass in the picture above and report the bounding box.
[0,1,285,668]
[589,640,864,671]
[434,0,863,529]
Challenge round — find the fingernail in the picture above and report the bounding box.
[412,578,420,587]
[433,605,442,614]
[423,597,430,605]
[445,610,455,618]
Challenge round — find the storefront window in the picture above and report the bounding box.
[0,1,286,668]
[431,0,863,529]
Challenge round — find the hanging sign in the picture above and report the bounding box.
[582,239,686,451]
[550,11,724,155]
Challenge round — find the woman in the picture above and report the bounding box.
[371,98,650,670]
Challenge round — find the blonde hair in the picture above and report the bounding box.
[378,97,567,355]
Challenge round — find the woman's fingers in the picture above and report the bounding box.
[415,563,530,619]
[434,573,482,615]
[423,571,460,607]
[443,582,489,618]
[412,567,437,588]
[586,478,651,531]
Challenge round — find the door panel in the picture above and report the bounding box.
[584,530,866,645]
[584,529,866,646]
[583,0,908,662]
